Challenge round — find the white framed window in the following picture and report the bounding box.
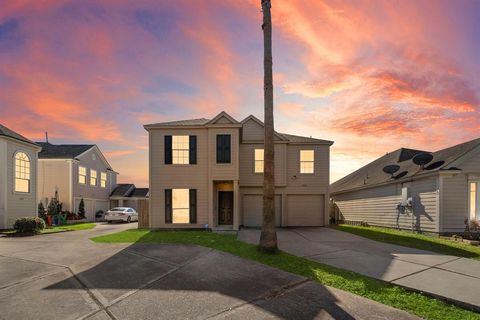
[300,150,314,174]
[173,189,190,223]
[173,135,189,164]
[470,182,478,220]
[14,152,30,193]
[254,149,264,173]
[90,169,97,186]
[100,172,107,188]
[79,166,87,184]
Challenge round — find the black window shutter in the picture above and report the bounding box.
[165,189,172,224]
[189,189,197,224]
[164,135,172,164]
[224,135,231,163]
[216,135,223,163]
[189,135,197,164]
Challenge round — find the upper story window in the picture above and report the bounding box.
[216,134,231,164]
[300,150,314,174]
[90,169,97,186]
[14,152,30,193]
[173,135,189,164]
[164,135,197,165]
[100,172,107,188]
[254,149,264,173]
[79,166,87,184]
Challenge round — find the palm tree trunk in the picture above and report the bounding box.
[259,0,278,253]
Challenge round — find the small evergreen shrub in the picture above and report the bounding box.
[78,198,86,219]
[13,217,45,234]
[38,202,47,222]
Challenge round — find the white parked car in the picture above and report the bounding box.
[105,207,138,223]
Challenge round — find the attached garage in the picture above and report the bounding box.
[74,198,109,221]
[242,194,281,227]
[286,194,325,226]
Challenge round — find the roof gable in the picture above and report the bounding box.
[207,111,239,125]
[0,124,40,148]
[241,115,288,141]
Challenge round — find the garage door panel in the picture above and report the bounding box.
[242,195,281,227]
[287,195,324,226]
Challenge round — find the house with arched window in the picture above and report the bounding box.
[0,124,42,229]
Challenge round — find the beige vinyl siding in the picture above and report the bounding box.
[286,144,330,193]
[441,174,468,232]
[239,143,287,187]
[5,140,38,228]
[149,128,209,228]
[209,128,239,180]
[242,119,264,141]
[37,160,71,210]
[334,176,439,232]
[147,114,332,229]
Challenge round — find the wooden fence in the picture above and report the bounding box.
[137,199,149,228]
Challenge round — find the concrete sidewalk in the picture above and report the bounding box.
[0,223,419,320]
[238,227,480,311]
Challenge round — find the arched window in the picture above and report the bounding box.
[15,152,30,193]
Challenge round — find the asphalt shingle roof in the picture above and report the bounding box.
[110,184,149,198]
[331,138,480,194]
[0,124,38,147]
[280,133,333,145]
[147,118,210,126]
[110,184,136,197]
[36,142,95,159]
[145,115,332,145]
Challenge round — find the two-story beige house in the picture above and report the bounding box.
[37,142,118,221]
[0,124,42,229]
[144,111,333,230]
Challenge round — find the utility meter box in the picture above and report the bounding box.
[401,187,410,206]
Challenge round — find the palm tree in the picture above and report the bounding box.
[259,0,278,253]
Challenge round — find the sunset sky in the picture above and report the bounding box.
[1,0,479,187]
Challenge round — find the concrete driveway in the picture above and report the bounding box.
[0,223,419,320]
[239,227,480,311]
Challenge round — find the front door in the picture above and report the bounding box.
[218,191,233,225]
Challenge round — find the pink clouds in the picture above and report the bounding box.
[0,0,479,185]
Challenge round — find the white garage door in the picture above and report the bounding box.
[286,195,324,226]
[74,198,109,221]
[242,195,281,227]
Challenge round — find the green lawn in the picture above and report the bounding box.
[42,222,96,234]
[335,224,480,261]
[91,230,479,320]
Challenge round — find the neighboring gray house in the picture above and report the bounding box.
[0,124,42,229]
[331,138,480,234]
[37,142,118,221]
[110,184,149,210]
[144,111,333,230]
